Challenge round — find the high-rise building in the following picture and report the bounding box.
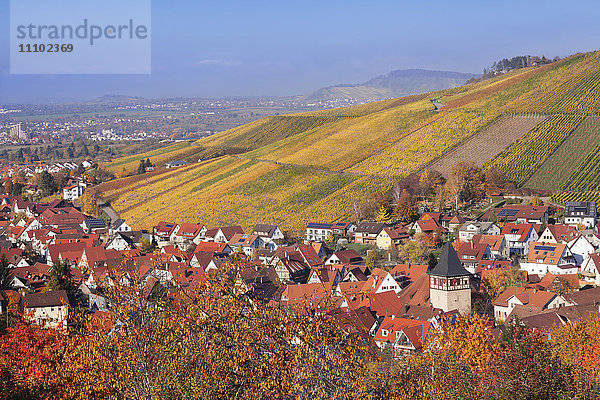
[9,123,29,141]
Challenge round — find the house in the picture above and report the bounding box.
[252,223,284,248]
[413,219,445,236]
[390,264,428,288]
[82,218,107,234]
[63,182,86,201]
[305,223,333,242]
[208,226,244,243]
[472,234,509,259]
[501,222,538,255]
[24,290,69,330]
[153,221,179,243]
[493,286,567,321]
[373,316,431,357]
[106,231,148,251]
[564,201,597,229]
[165,161,189,168]
[193,242,232,256]
[361,268,401,295]
[448,215,466,232]
[484,205,549,224]
[172,223,206,245]
[581,253,600,285]
[38,207,87,227]
[272,250,311,283]
[376,226,409,250]
[567,234,595,267]
[228,234,264,256]
[458,221,500,242]
[112,219,132,233]
[354,222,386,245]
[457,242,492,274]
[279,283,333,314]
[520,242,575,276]
[331,222,356,237]
[539,224,580,244]
[325,249,363,265]
[306,266,343,289]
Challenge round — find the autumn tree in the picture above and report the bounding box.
[82,188,100,216]
[450,161,486,204]
[375,205,391,223]
[3,179,12,196]
[46,260,79,305]
[398,233,434,265]
[37,171,57,197]
[492,323,577,399]
[0,255,12,290]
[485,167,506,195]
[551,276,577,295]
[419,168,446,196]
[528,196,544,206]
[394,189,417,223]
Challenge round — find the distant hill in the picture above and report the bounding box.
[302,69,478,101]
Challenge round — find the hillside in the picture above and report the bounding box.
[100,50,600,231]
[302,69,477,102]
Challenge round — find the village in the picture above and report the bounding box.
[1,182,599,359]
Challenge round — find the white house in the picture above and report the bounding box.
[581,253,600,285]
[63,182,86,201]
[24,290,69,331]
[501,222,538,255]
[305,223,333,242]
[493,286,566,321]
[112,219,132,233]
[253,223,284,249]
[520,242,575,276]
[458,221,500,242]
[565,201,597,229]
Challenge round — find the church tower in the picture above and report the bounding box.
[428,242,472,314]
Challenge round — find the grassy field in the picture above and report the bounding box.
[99,50,600,231]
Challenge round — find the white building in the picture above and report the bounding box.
[63,182,86,201]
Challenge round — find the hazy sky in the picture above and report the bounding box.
[1,0,600,103]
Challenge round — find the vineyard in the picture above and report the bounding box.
[99,50,600,231]
[485,114,584,186]
[196,115,347,156]
[552,191,600,205]
[244,98,438,171]
[526,116,600,190]
[104,141,205,174]
[347,110,499,177]
[427,115,545,175]
[560,141,600,192]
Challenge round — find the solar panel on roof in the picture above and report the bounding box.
[534,245,556,251]
[497,209,519,217]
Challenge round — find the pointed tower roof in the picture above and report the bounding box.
[428,242,470,277]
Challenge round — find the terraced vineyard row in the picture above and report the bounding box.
[428,115,545,175]
[561,141,600,191]
[526,116,600,190]
[552,191,600,205]
[485,114,584,186]
[550,68,600,114]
